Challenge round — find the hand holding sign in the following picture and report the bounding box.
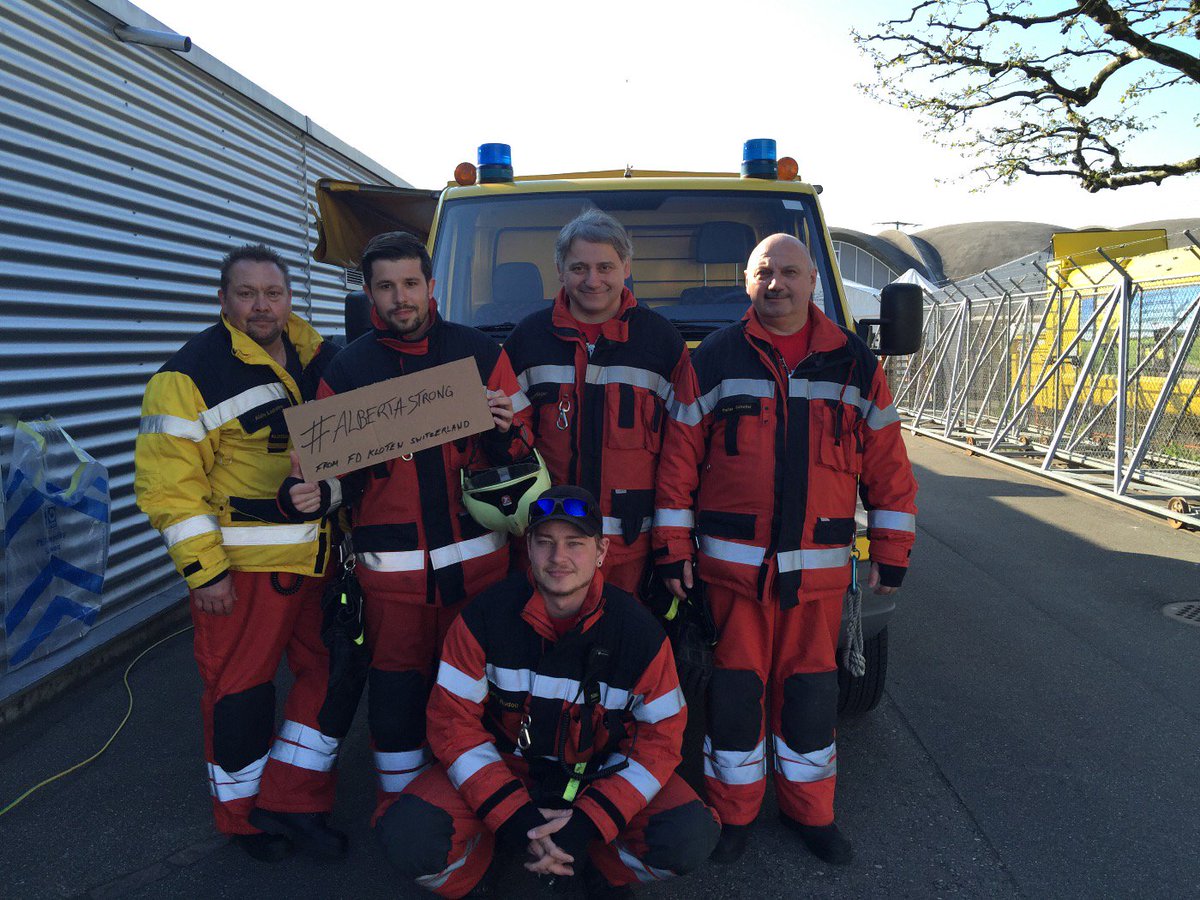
[282,358,495,481]
[288,452,323,514]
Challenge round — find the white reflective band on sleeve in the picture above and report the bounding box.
[669,399,705,426]
[616,757,662,803]
[430,531,507,570]
[866,403,901,430]
[198,383,289,432]
[518,365,575,390]
[653,508,694,529]
[323,478,343,510]
[772,735,836,784]
[776,545,852,573]
[702,737,767,786]
[868,509,916,533]
[220,523,319,547]
[697,378,776,416]
[139,414,206,442]
[375,747,433,794]
[208,753,268,802]
[486,664,533,694]
[163,514,220,548]
[613,839,676,884]
[416,834,482,890]
[447,742,503,790]
[585,364,672,400]
[699,536,765,567]
[358,550,425,572]
[437,661,489,704]
[510,389,532,414]
[270,720,340,772]
[634,686,686,724]
[602,516,651,537]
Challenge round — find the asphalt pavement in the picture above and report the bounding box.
[1,433,1197,899]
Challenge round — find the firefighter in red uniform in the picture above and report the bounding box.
[287,231,533,821]
[503,209,697,596]
[375,486,720,898]
[654,234,918,865]
[135,244,345,861]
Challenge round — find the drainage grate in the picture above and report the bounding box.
[1161,602,1200,628]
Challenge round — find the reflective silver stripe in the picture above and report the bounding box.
[599,684,635,711]
[669,398,705,426]
[447,742,503,790]
[772,735,836,784]
[220,523,319,547]
[613,839,675,883]
[585,364,672,400]
[634,686,685,724]
[776,545,852,573]
[616,757,662,803]
[139,414,206,442]
[702,737,766,786]
[518,364,575,390]
[602,516,651,537]
[358,550,425,572]
[653,508,694,529]
[510,388,532,414]
[865,402,900,430]
[529,673,581,702]
[416,834,481,890]
[437,661,489,704]
[270,720,340,772]
[699,535,765,567]
[323,478,343,511]
[208,754,267,802]
[198,383,289,432]
[697,378,776,416]
[868,509,916,533]
[163,514,220,548]
[430,531,507,570]
[788,378,865,413]
[486,664,532,694]
[375,747,433,793]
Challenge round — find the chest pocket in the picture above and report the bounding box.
[813,399,863,475]
[527,385,569,438]
[605,384,665,452]
[714,396,762,457]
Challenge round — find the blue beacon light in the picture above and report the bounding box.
[741,138,778,179]
[477,143,513,184]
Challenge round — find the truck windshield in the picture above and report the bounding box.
[430,189,842,340]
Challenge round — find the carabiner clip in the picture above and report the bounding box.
[556,398,571,431]
[517,713,533,751]
[850,544,861,592]
[401,452,414,461]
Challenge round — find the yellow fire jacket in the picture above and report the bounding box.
[135,314,339,589]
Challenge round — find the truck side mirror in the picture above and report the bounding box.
[345,290,372,343]
[855,283,923,356]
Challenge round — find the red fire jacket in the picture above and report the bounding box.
[426,572,687,843]
[503,289,697,571]
[319,306,532,606]
[653,303,917,607]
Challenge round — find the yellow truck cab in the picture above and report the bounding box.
[313,140,921,715]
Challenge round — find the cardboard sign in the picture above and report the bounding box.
[283,357,494,481]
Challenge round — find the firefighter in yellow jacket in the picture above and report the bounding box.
[134,244,346,862]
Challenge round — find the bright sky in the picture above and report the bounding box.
[135,0,1199,236]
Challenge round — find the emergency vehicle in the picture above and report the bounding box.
[312,140,922,715]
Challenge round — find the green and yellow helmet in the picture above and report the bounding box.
[461,449,551,536]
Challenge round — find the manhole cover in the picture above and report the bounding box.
[1161,602,1200,628]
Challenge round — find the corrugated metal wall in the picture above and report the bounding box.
[0,0,403,697]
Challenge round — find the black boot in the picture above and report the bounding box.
[248,808,349,859]
[583,861,634,899]
[232,831,292,863]
[779,815,853,865]
[709,822,752,865]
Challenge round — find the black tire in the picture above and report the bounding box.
[837,626,888,716]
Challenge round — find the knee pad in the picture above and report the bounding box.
[642,800,721,874]
[707,669,763,751]
[781,670,838,752]
[212,682,275,772]
[375,794,454,877]
[368,668,430,752]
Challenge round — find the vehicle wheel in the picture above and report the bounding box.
[837,626,888,716]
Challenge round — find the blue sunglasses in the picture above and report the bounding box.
[530,497,593,519]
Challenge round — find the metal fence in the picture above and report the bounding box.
[887,237,1200,530]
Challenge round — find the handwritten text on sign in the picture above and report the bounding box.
[282,357,493,480]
